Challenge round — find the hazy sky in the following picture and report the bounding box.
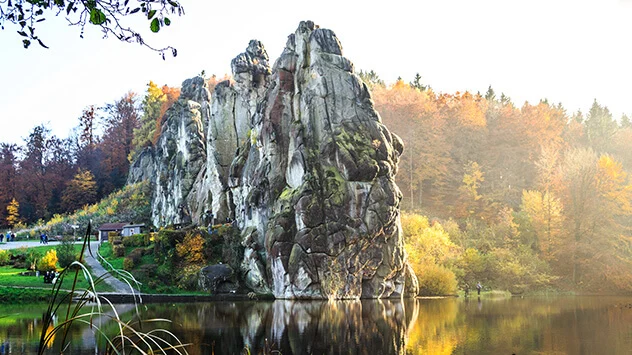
[1,0,631,144]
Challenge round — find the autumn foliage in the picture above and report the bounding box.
[370,74,632,293]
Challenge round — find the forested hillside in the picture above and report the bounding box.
[365,72,632,294]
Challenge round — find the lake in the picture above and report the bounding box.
[1,296,631,354]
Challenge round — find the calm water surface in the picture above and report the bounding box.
[0,296,631,354]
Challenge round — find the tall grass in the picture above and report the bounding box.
[37,222,189,354]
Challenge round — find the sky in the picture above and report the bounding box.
[1,0,632,145]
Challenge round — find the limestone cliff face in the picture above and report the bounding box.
[129,21,418,299]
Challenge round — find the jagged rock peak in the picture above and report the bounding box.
[180,76,210,103]
[231,40,272,87]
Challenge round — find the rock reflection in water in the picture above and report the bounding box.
[145,298,419,354]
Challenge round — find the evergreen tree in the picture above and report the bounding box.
[357,70,385,89]
[620,114,631,128]
[585,99,618,152]
[485,85,496,101]
[409,73,427,91]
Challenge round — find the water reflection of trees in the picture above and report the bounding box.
[406,297,632,355]
[0,304,91,354]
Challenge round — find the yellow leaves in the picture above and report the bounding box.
[106,199,119,215]
[37,249,58,272]
[459,161,484,202]
[597,155,627,186]
[402,213,458,269]
[596,154,632,214]
[5,198,20,228]
[87,204,98,214]
[455,92,487,127]
[175,232,205,264]
[520,190,564,262]
[47,214,65,226]
[401,213,430,240]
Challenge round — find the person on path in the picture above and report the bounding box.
[476,282,482,295]
[0,233,4,243]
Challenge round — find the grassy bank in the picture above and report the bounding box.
[0,244,113,298]
[0,286,70,303]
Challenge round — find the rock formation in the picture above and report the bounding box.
[128,21,418,299]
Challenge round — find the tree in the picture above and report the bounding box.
[18,124,54,222]
[0,144,18,227]
[454,161,492,219]
[371,78,450,212]
[100,91,139,195]
[5,198,19,228]
[554,149,632,291]
[130,81,166,161]
[357,69,385,89]
[585,99,618,152]
[484,85,496,101]
[557,148,599,286]
[44,135,75,216]
[62,169,98,212]
[520,190,563,262]
[78,106,98,149]
[74,105,105,199]
[409,73,427,91]
[0,0,183,58]
[620,114,631,129]
[56,236,77,268]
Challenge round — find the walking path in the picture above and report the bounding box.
[83,241,139,294]
[0,240,137,294]
[0,240,62,250]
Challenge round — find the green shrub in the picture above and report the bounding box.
[176,264,200,290]
[123,248,144,271]
[57,236,78,268]
[155,264,173,284]
[26,249,42,271]
[132,264,155,281]
[123,257,135,271]
[417,264,458,296]
[110,234,122,245]
[0,250,10,266]
[112,244,125,257]
[122,233,151,247]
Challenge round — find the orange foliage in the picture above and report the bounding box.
[176,232,206,264]
[152,85,181,144]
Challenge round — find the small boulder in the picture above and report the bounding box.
[198,264,239,294]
